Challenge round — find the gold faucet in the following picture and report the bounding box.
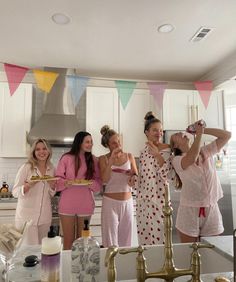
[105,183,215,282]
[104,245,119,282]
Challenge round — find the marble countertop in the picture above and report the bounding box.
[201,235,233,262]
[0,245,234,282]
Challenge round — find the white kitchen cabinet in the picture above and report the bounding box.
[163,89,224,130]
[86,87,157,157]
[0,82,32,157]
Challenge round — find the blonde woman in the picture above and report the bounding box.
[12,138,56,245]
[99,125,138,247]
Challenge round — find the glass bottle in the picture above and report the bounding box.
[71,220,100,282]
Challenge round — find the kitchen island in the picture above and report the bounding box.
[201,235,233,262]
[0,241,233,281]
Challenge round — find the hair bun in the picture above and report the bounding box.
[144,111,156,121]
[100,125,110,136]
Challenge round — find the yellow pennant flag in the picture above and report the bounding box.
[33,69,59,93]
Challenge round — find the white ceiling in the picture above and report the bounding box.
[1,0,236,82]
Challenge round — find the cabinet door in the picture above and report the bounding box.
[86,87,119,157]
[194,90,224,129]
[0,82,32,157]
[163,89,194,130]
[119,89,152,157]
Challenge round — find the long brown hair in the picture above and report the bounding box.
[65,131,94,179]
[170,135,182,189]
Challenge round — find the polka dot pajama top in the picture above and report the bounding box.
[135,145,173,245]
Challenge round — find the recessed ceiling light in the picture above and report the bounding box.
[52,13,71,25]
[158,24,174,33]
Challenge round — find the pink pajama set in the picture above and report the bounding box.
[56,153,101,216]
[172,141,224,237]
[102,160,133,247]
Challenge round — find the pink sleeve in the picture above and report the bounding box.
[90,156,102,193]
[201,140,219,160]
[55,155,68,192]
[172,156,184,173]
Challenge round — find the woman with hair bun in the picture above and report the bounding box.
[135,111,174,245]
[99,125,138,247]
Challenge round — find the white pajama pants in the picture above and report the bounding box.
[16,221,51,245]
[101,196,133,248]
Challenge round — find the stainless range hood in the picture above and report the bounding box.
[27,68,83,147]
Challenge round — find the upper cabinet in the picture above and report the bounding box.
[0,82,32,157]
[86,87,157,157]
[162,89,224,130]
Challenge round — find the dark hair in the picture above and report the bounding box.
[144,111,161,133]
[66,131,94,179]
[170,134,182,189]
[100,125,117,148]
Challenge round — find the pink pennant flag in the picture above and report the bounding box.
[4,63,29,96]
[194,80,213,109]
[147,82,167,110]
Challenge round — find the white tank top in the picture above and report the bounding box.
[105,159,132,193]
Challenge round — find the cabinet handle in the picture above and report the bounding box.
[191,105,195,123]
[196,105,199,120]
[188,106,192,124]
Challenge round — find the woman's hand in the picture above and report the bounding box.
[146,141,159,157]
[108,147,122,166]
[48,180,56,190]
[127,174,137,187]
[23,181,33,194]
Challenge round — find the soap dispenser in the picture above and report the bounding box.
[71,219,100,282]
[41,225,61,282]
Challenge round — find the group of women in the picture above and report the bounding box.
[12,111,231,249]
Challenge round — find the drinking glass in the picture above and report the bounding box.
[0,221,31,282]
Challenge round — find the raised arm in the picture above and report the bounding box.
[203,128,231,151]
[181,123,204,169]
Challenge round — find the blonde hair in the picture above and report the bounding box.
[100,125,117,148]
[27,138,52,170]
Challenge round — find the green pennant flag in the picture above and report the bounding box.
[115,80,136,110]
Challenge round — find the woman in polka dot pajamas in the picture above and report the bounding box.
[135,111,174,245]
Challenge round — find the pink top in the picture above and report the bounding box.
[172,141,223,207]
[12,163,55,226]
[56,153,101,215]
[105,160,132,193]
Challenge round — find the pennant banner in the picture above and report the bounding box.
[194,80,213,109]
[115,80,137,110]
[33,70,59,93]
[147,82,167,110]
[67,75,89,106]
[4,63,29,96]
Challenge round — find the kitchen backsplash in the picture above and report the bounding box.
[0,147,68,190]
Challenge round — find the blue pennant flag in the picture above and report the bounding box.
[67,75,89,106]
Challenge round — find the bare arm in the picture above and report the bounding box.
[203,128,231,151]
[98,148,122,183]
[98,155,112,184]
[127,153,138,187]
[181,124,204,170]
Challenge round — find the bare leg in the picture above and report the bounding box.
[178,229,199,243]
[77,216,91,238]
[60,214,76,250]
